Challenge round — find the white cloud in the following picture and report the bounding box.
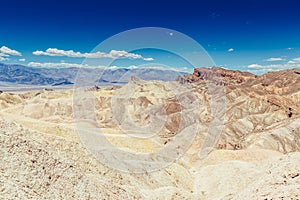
[288,60,296,64]
[246,68,274,74]
[107,65,119,70]
[19,58,26,62]
[265,57,284,62]
[143,57,154,61]
[228,48,234,52]
[28,62,126,69]
[126,64,191,73]
[33,48,153,61]
[293,57,300,61]
[28,62,94,68]
[0,46,22,61]
[126,65,137,69]
[0,57,9,61]
[0,53,9,57]
[27,62,191,73]
[0,46,22,56]
[247,64,265,69]
[246,61,300,74]
[287,47,293,50]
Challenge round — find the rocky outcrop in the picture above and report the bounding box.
[178,67,256,86]
[178,67,300,153]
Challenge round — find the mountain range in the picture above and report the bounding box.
[0,63,186,87]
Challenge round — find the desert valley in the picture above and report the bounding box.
[1,66,300,199]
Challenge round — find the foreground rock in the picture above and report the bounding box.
[1,118,300,199]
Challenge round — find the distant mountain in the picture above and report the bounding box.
[0,63,186,87]
[98,68,186,84]
[52,80,74,86]
[0,63,75,86]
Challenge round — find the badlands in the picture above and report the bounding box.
[1,67,300,199]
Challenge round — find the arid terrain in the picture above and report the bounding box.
[1,67,300,199]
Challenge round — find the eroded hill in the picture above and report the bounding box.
[1,67,300,199]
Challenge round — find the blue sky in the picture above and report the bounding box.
[0,0,300,74]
